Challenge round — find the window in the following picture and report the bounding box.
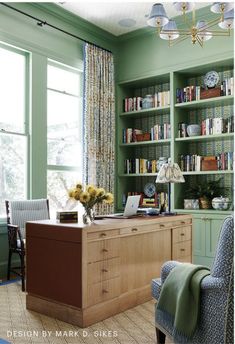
[0,45,28,216]
[47,62,83,215]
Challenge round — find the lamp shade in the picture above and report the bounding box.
[160,20,179,40]
[218,9,234,28]
[211,2,234,14]
[196,20,212,41]
[147,3,169,27]
[155,163,185,183]
[173,2,195,12]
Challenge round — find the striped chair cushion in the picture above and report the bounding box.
[9,199,49,237]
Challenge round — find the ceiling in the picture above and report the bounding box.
[57,2,210,36]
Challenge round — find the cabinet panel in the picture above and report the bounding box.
[205,218,223,258]
[192,217,206,257]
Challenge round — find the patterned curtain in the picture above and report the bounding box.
[83,43,115,214]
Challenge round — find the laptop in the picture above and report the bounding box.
[101,195,141,219]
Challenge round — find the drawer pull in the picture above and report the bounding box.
[132,228,138,232]
[180,248,185,251]
[102,289,109,294]
[180,233,185,236]
[180,221,185,224]
[160,224,165,228]
[102,248,108,253]
[102,269,108,273]
[100,233,107,237]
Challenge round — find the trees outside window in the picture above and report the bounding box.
[0,46,27,216]
[47,62,83,216]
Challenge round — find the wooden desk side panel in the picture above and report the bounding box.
[26,236,82,308]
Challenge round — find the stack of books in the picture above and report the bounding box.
[150,123,171,140]
[124,159,157,174]
[201,116,234,135]
[179,153,234,171]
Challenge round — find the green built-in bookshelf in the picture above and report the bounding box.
[116,56,234,214]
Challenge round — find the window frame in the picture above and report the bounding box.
[0,43,29,220]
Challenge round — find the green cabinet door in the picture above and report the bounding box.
[192,216,206,257]
[205,217,224,258]
[192,214,228,268]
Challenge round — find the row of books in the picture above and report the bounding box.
[176,86,201,103]
[176,77,234,103]
[178,116,234,138]
[124,159,157,174]
[179,153,234,172]
[123,91,170,112]
[150,123,171,140]
[123,192,168,209]
[123,124,171,143]
[201,116,234,135]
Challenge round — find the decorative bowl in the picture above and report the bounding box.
[212,196,231,210]
[187,124,201,137]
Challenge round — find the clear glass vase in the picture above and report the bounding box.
[83,207,95,225]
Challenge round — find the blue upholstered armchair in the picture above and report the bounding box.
[152,216,234,344]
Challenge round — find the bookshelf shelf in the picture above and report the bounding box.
[174,95,234,109]
[120,105,170,118]
[174,209,233,215]
[120,139,171,147]
[119,173,158,177]
[182,170,234,176]
[175,133,234,142]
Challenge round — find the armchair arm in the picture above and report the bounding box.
[200,275,227,291]
[161,260,183,284]
[7,224,25,250]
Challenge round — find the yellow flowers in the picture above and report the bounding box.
[68,183,114,208]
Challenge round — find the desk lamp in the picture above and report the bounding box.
[155,163,185,215]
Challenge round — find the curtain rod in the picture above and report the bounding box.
[0,2,112,54]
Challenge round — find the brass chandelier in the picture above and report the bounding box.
[147,2,234,47]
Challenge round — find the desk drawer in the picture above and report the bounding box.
[120,221,172,235]
[87,229,119,241]
[87,238,120,263]
[172,226,191,244]
[172,241,191,260]
[88,257,120,285]
[87,277,120,307]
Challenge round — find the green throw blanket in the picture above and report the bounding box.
[156,264,210,343]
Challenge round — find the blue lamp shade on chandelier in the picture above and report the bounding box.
[211,2,234,14]
[173,2,195,12]
[219,9,234,28]
[160,20,179,40]
[196,20,212,41]
[147,3,169,27]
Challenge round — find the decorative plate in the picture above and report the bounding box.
[144,182,156,197]
[204,71,220,89]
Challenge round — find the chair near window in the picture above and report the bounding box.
[5,199,50,292]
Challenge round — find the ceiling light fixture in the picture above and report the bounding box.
[147,2,234,47]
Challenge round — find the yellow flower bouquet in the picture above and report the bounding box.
[68,183,114,224]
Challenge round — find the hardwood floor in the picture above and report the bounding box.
[0,281,172,344]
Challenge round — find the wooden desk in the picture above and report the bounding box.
[26,215,192,327]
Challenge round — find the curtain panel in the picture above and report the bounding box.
[83,43,115,214]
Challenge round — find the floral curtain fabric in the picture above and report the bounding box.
[83,43,115,214]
